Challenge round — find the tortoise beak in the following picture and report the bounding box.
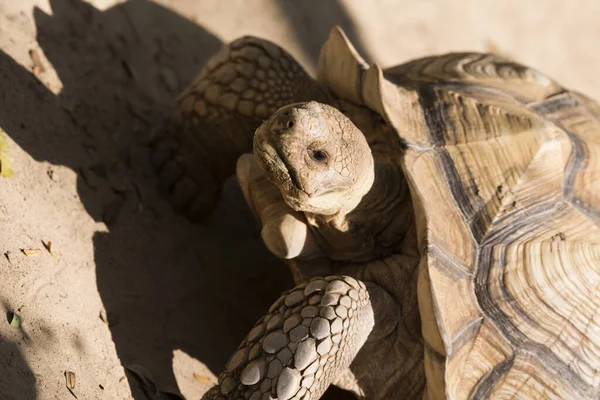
[253,107,315,197]
[253,123,306,196]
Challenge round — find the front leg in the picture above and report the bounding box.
[151,37,331,220]
[236,154,331,283]
[201,275,381,400]
[202,257,425,400]
[236,154,323,262]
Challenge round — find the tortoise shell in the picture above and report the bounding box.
[321,28,600,399]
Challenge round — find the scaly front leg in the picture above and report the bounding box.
[202,275,383,400]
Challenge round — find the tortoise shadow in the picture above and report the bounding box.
[0,0,363,398]
[2,0,290,397]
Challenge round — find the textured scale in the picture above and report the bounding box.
[202,276,372,400]
[177,37,307,121]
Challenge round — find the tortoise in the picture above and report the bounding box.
[151,27,600,399]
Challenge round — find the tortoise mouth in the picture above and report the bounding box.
[253,128,311,201]
[273,147,306,195]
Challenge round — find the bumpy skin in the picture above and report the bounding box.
[150,36,330,219]
[202,276,375,400]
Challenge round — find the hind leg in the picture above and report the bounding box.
[151,36,330,220]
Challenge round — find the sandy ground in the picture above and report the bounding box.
[1,1,600,399]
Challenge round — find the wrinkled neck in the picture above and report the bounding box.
[305,160,414,263]
[354,161,412,225]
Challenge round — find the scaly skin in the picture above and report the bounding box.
[150,37,330,220]
[202,276,375,400]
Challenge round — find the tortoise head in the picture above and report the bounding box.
[253,101,374,216]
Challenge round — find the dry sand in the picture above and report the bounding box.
[0,0,599,399]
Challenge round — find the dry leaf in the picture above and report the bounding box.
[192,373,210,383]
[98,309,120,327]
[99,309,109,325]
[65,371,76,389]
[119,376,127,383]
[42,241,60,258]
[65,371,77,398]
[22,249,41,256]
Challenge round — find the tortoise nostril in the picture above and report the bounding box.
[272,115,295,135]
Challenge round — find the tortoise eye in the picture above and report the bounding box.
[310,149,328,163]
